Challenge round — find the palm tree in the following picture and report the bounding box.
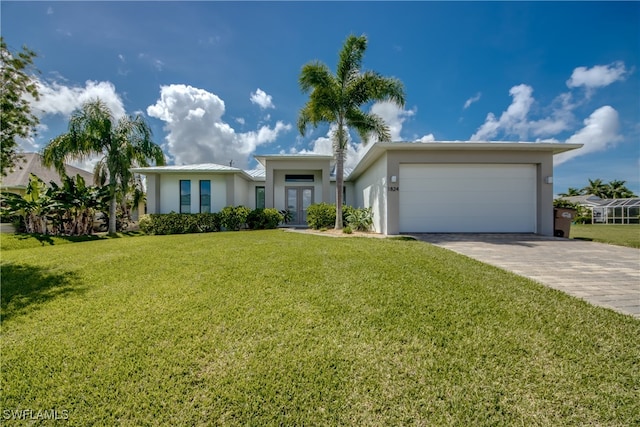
[605,180,636,199]
[558,187,582,197]
[297,34,405,229]
[43,99,165,234]
[582,178,607,198]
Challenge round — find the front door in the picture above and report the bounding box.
[286,187,314,226]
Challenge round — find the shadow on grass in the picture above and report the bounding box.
[573,237,594,242]
[15,233,104,246]
[1,263,86,323]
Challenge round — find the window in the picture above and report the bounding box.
[285,174,314,182]
[200,180,211,213]
[255,186,265,209]
[180,180,191,213]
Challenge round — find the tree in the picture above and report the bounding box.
[558,187,581,197]
[0,37,40,176]
[605,180,636,199]
[582,178,607,198]
[297,34,405,229]
[43,99,165,234]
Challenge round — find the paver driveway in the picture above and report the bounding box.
[409,234,640,319]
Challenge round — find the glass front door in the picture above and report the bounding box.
[286,187,314,225]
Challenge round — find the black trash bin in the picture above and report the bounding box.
[554,208,576,238]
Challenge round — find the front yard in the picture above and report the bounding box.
[1,231,638,425]
[570,223,640,248]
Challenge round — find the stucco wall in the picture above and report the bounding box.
[383,149,554,235]
[353,153,388,234]
[159,174,227,214]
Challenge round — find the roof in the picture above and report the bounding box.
[254,153,333,168]
[593,198,640,208]
[557,194,603,206]
[348,141,584,180]
[1,153,94,190]
[131,141,584,183]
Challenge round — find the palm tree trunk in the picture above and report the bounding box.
[335,148,344,230]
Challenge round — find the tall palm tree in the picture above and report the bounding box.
[43,99,165,234]
[605,180,636,199]
[582,178,607,198]
[558,187,582,197]
[297,34,405,229]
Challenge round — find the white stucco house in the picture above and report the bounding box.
[132,141,582,236]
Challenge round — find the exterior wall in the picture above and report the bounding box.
[247,181,265,209]
[264,159,331,211]
[158,174,227,214]
[353,153,388,234]
[328,182,356,205]
[146,174,160,214]
[233,174,250,207]
[383,150,555,235]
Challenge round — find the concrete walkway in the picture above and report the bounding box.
[409,234,640,319]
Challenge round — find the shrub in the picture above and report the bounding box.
[306,203,336,229]
[342,226,352,234]
[220,206,251,231]
[247,208,284,230]
[139,212,222,235]
[346,207,373,231]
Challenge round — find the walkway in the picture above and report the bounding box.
[409,234,640,319]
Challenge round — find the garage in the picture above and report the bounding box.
[399,164,537,233]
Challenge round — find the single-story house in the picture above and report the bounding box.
[1,152,95,196]
[132,141,582,235]
[558,194,640,224]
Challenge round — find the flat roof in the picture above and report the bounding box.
[253,153,333,168]
[349,141,584,180]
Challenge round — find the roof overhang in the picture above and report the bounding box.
[348,141,584,180]
[253,154,333,168]
[131,164,254,180]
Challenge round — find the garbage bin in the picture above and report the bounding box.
[554,208,576,238]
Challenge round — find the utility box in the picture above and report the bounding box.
[554,208,576,238]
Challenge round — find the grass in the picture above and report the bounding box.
[570,223,640,248]
[0,231,143,251]
[1,230,638,425]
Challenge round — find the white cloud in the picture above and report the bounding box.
[250,88,274,109]
[369,101,415,141]
[470,84,534,141]
[147,84,291,168]
[463,92,481,109]
[32,79,125,119]
[554,106,622,165]
[415,134,435,142]
[566,61,628,90]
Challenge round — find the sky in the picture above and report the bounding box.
[2,1,639,195]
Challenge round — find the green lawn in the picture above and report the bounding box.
[1,231,638,426]
[570,223,640,248]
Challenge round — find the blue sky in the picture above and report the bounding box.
[3,1,639,194]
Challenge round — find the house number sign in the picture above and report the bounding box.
[388,186,399,192]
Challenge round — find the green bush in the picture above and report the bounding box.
[220,206,251,231]
[307,203,367,229]
[306,203,336,229]
[342,226,353,234]
[247,208,284,230]
[346,207,373,231]
[139,212,222,235]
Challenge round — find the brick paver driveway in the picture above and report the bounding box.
[409,234,640,318]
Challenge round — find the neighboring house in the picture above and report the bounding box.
[0,152,95,196]
[132,141,582,236]
[557,194,640,224]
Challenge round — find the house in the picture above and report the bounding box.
[558,194,640,224]
[132,141,582,235]
[0,152,95,196]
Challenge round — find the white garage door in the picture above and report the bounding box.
[399,164,537,233]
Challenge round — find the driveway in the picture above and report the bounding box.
[408,234,640,319]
